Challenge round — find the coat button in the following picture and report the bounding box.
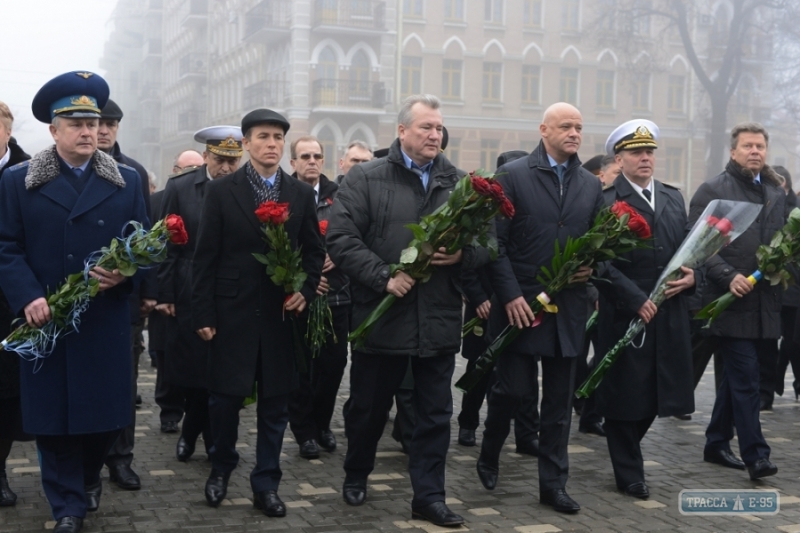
[657,246,664,251]
[98,220,105,226]
[381,269,389,277]
[67,254,73,260]
[558,221,564,227]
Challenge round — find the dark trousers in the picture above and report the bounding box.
[705,338,771,465]
[575,330,602,427]
[777,306,800,397]
[106,322,143,468]
[183,387,211,453]
[154,349,184,425]
[289,305,349,443]
[343,352,455,508]
[757,339,780,405]
[604,416,656,489]
[208,390,289,492]
[457,360,540,441]
[390,361,416,452]
[483,350,576,491]
[37,430,121,519]
[692,331,723,391]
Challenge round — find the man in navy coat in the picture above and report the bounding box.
[0,71,148,533]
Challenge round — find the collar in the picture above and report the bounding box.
[262,171,278,187]
[24,145,125,190]
[546,153,567,170]
[0,145,9,169]
[754,173,762,184]
[400,149,434,173]
[72,158,91,173]
[206,167,213,180]
[622,173,654,207]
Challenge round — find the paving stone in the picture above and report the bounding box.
[514,526,562,533]
[467,507,499,516]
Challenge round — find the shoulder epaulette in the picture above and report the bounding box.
[169,166,200,179]
[662,182,681,191]
[6,160,29,172]
[602,182,615,191]
[117,162,136,173]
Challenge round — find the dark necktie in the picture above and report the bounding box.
[70,167,87,194]
[642,189,652,202]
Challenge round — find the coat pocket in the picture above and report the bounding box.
[374,188,394,240]
[215,268,240,297]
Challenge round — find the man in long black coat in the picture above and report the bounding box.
[478,102,603,514]
[594,120,697,499]
[157,127,243,462]
[690,122,784,481]
[191,109,324,517]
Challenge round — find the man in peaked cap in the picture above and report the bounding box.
[593,119,697,500]
[191,109,324,517]
[0,71,148,533]
[155,126,242,467]
[98,98,154,493]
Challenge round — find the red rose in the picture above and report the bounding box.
[610,200,636,220]
[255,201,290,225]
[715,218,733,236]
[319,220,329,236]
[165,214,189,245]
[470,176,493,196]
[611,201,651,239]
[489,180,506,201]
[707,216,720,227]
[500,198,515,218]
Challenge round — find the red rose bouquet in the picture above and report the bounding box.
[576,199,762,398]
[455,201,652,392]
[348,170,511,348]
[2,215,189,371]
[304,219,336,358]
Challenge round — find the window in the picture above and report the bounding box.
[668,75,685,113]
[444,0,464,21]
[562,0,580,31]
[442,59,462,99]
[523,0,542,28]
[632,0,651,35]
[316,47,338,105]
[403,0,423,17]
[485,0,503,24]
[665,147,683,183]
[598,0,616,30]
[481,139,500,171]
[631,73,650,110]
[560,67,578,104]
[596,70,615,110]
[317,127,337,179]
[447,137,461,167]
[349,50,370,97]
[521,65,540,104]
[401,57,422,98]
[483,62,502,102]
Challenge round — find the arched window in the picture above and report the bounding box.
[317,126,337,179]
[349,50,371,100]
[316,47,338,105]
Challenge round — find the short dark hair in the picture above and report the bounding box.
[290,135,322,159]
[730,122,769,150]
[773,165,792,191]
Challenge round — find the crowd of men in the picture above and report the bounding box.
[0,70,796,533]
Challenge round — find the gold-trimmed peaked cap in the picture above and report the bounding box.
[32,70,110,123]
[194,126,244,157]
[605,119,659,156]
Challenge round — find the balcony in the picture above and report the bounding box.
[312,0,385,32]
[243,0,291,44]
[181,0,207,28]
[178,110,203,134]
[312,79,387,109]
[243,80,290,111]
[178,54,206,80]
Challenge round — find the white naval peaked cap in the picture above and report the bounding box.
[194,126,244,157]
[605,119,660,156]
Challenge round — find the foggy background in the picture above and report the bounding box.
[3,0,799,198]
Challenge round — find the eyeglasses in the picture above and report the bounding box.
[298,153,324,161]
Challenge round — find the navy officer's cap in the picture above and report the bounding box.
[32,71,110,124]
[241,109,290,136]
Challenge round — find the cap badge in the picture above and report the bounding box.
[75,72,93,79]
[70,95,95,106]
[634,125,653,140]
[218,136,240,149]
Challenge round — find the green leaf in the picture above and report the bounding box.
[117,262,138,277]
[406,223,427,241]
[400,246,419,264]
[253,253,270,265]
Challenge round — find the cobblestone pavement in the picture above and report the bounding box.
[4,352,800,533]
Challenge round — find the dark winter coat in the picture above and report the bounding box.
[488,140,605,358]
[191,166,324,397]
[327,138,488,357]
[0,146,148,434]
[147,190,167,353]
[594,175,695,420]
[158,165,212,388]
[689,160,786,339]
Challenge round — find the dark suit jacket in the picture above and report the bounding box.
[191,166,324,397]
[148,190,167,353]
[488,140,605,358]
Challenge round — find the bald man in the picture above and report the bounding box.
[477,103,604,513]
[171,150,204,177]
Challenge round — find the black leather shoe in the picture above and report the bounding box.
[673,414,692,421]
[515,438,540,456]
[85,480,102,512]
[540,488,581,513]
[621,481,649,500]
[135,394,142,406]
[0,475,17,506]
[760,399,773,411]
[204,469,230,507]
[53,516,83,533]
[342,480,367,506]
[299,439,320,459]
[748,458,778,480]
[703,448,745,470]
[458,428,476,447]
[476,459,498,490]
[411,501,464,527]
[176,436,195,462]
[579,422,606,437]
[161,421,179,433]
[253,490,286,517]
[108,464,141,490]
[318,429,336,452]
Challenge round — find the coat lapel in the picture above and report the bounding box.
[229,169,263,234]
[614,174,654,217]
[39,177,79,213]
[278,170,299,208]
[653,180,668,223]
[68,172,118,221]
[529,153,560,206]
